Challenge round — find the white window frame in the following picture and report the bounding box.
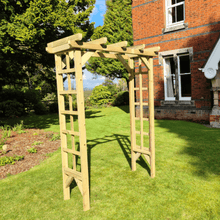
[166,0,185,28]
[163,53,191,101]
[163,56,175,101]
[177,54,191,101]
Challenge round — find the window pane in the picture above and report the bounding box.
[165,57,175,98]
[177,0,184,3]
[172,7,176,23]
[181,74,191,97]
[179,55,190,73]
[177,4,184,22]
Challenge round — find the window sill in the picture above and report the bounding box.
[161,100,195,106]
[162,23,188,34]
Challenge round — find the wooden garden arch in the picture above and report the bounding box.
[46,34,160,211]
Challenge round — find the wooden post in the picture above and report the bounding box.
[55,54,70,199]
[148,57,155,178]
[75,49,90,211]
[128,58,136,171]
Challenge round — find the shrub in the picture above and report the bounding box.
[50,133,60,141]
[0,155,24,166]
[32,141,43,146]
[0,89,42,115]
[89,85,112,106]
[24,90,41,112]
[27,147,37,153]
[0,100,24,117]
[34,102,47,115]
[112,91,129,106]
[49,102,59,113]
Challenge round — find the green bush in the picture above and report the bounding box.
[24,90,41,112]
[0,89,42,115]
[49,102,59,113]
[34,102,47,115]
[0,100,24,117]
[89,85,112,106]
[112,91,129,106]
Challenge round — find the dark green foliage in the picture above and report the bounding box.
[89,85,112,106]
[0,0,95,90]
[86,0,133,88]
[0,89,42,116]
[0,155,24,166]
[49,102,59,113]
[0,100,24,117]
[112,91,129,106]
[34,102,47,115]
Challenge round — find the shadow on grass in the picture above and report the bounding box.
[0,109,103,130]
[116,105,130,114]
[157,120,220,177]
[69,134,150,193]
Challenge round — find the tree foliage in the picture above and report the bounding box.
[0,0,95,91]
[86,0,133,88]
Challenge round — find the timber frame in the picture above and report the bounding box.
[46,33,160,211]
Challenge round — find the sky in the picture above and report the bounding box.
[64,0,117,89]
[81,0,110,89]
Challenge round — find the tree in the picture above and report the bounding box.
[0,0,95,91]
[86,0,133,89]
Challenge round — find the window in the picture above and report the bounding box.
[166,0,185,27]
[163,54,191,101]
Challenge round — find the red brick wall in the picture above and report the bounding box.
[132,0,220,121]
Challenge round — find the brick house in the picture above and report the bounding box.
[132,0,220,127]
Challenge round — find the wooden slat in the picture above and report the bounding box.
[135,152,141,161]
[135,131,149,136]
[92,51,129,60]
[59,90,77,95]
[63,148,80,156]
[75,49,90,211]
[109,41,128,47]
[139,58,144,149]
[141,57,151,70]
[64,167,82,181]
[57,68,75,74]
[62,130,79,136]
[128,46,160,58]
[143,154,150,164]
[86,37,107,45]
[148,57,155,178]
[128,57,137,171]
[128,44,145,50]
[75,179,83,195]
[60,110,78,115]
[82,52,95,66]
[55,54,70,200]
[116,54,132,72]
[47,33,82,48]
[142,87,148,91]
[56,41,158,57]
[65,176,74,188]
[134,102,148,106]
[135,117,149,121]
[134,146,151,156]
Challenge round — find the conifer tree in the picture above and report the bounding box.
[86,0,133,89]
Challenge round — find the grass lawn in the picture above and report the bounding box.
[0,106,220,219]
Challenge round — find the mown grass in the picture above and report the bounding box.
[0,106,220,219]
